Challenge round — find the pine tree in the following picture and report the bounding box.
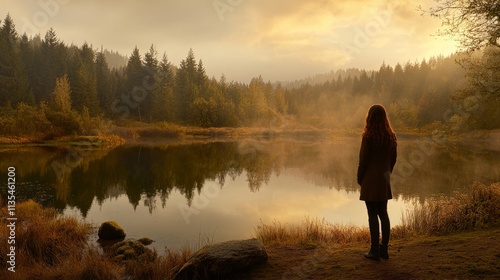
[143,45,160,121]
[95,50,114,116]
[151,53,176,121]
[39,28,67,101]
[0,14,34,107]
[125,46,145,120]
[175,48,198,123]
[67,43,100,116]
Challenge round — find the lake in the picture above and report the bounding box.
[1,136,499,253]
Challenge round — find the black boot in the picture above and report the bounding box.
[380,244,389,260]
[364,246,380,261]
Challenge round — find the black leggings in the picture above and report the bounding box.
[365,201,390,247]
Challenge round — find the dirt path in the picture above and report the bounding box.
[235,228,500,279]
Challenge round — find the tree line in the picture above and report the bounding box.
[0,14,498,138]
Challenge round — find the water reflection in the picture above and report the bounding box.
[1,139,499,216]
[0,139,499,250]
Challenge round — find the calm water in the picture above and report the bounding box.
[1,137,499,252]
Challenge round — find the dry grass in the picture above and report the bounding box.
[2,182,498,278]
[257,217,370,246]
[0,200,122,279]
[257,182,500,246]
[396,182,500,235]
[0,200,193,280]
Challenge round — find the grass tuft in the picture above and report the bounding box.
[257,182,500,245]
[396,182,500,235]
[256,217,371,246]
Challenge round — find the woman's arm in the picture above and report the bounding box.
[357,136,370,185]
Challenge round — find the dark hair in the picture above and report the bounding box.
[362,104,397,147]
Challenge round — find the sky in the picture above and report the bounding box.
[2,0,459,83]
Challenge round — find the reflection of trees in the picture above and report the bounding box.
[1,139,498,216]
[392,141,500,201]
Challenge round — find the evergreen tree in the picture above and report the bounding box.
[239,76,268,125]
[151,53,176,121]
[68,43,100,116]
[175,48,198,123]
[125,46,145,120]
[39,28,67,101]
[143,45,160,121]
[0,14,34,107]
[95,50,114,116]
[274,83,288,114]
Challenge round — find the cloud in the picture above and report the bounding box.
[1,0,457,82]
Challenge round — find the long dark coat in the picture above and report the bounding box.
[357,136,397,201]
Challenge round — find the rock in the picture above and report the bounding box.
[138,237,154,246]
[97,221,126,240]
[174,238,268,280]
[110,238,156,263]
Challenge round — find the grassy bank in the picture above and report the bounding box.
[0,134,125,148]
[1,182,498,279]
[2,122,498,147]
[0,200,190,280]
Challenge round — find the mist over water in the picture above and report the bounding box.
[1,138,498,252]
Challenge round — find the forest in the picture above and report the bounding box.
[0,14,499,140]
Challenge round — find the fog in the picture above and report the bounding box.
[2,0,458,82]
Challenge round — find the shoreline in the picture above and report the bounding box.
[1,125,498,148]
[1,182,498,279]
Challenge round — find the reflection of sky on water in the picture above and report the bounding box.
[65,169,407,253]
[5,139,498,253]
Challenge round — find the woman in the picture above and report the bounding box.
[357,104,397,261]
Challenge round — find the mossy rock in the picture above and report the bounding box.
[123,248,137,260]
[138,237,154,246]
[98,221,126,240]
[110,238,156,263]
[116,245,129,255]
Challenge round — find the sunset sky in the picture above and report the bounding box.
[2,0,459,82]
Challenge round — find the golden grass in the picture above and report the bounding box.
[257,182,500,245]
[0,200,121,279]
[396,182,500,235]
[256,218,370,246]
[0,200,192,280]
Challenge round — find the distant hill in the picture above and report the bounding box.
[280,68,374,89]
[102,49,128,69]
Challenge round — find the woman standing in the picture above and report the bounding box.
[357,104,397,261]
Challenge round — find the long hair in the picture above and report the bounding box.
[362,104,396,147]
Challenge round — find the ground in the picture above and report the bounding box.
[234,228,500,280]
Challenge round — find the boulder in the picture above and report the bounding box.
[97,221,126,240]
[174,238,268,280]
[137,237,154,246]
[110,238,156,263]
